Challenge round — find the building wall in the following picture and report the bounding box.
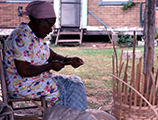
[87,0,146,27]
[0,3,28,28]
[0,0,54,28]
[156,11,158,27]
[0,0,146,28]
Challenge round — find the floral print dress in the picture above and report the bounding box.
[3,22,60,105]
[3,22,87,109]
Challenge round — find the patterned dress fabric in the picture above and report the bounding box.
[3,22,88,110]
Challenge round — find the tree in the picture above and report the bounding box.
[143,0,156,91]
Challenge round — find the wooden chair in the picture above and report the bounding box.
[0,37,47,119]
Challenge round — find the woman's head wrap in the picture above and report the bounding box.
[25,1,56,19]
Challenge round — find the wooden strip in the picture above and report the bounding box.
[134,63,139,106]
[150,70,156,106]
[120,85,123,118]
[112,55,116,102]
[149,72,154,104]
[112,43,120,105]
[113,42,118,77]
[14,94,46,112]
[30,99,45,112]
[124,73,128,104]
[90,113,98,120]
[57,39,82,42]
[119,50,123,77]
[129,90,133,108]
[144,74,147,107]
[55,29,60,45]
[152,83,156,106]
[155,69,158,86]
[122,52,129,92]
[8,98,41,102]
[139,74,145,109]
[119,50,123,71]
[137,57,142,92]
[153,69,158,106]
[120,51,129,104]
[118,63,124,78]
[152,67,155,106]
[41,96,47,108]
[134,57,142,106]
[13,106,38,110]
[130,31,136,87]
[118,62,124,97]
[117,50,124,110]
[129,31,136,108]
[14,113,42,119]
[156,88,158,107]
[118,50,123,105]
[135,64,139,89]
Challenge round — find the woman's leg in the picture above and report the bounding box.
[53,75,88,110]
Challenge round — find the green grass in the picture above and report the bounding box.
[50,45,119,79]
[49,44,158,109]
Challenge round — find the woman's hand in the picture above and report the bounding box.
[50,60,64,71]
[70,57,84,68]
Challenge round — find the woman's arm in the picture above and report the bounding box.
[15,48,84,77]
[47,48,71,62]
[14,59,63,77]
[48,48,84,68]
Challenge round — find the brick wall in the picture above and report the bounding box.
[87,0,146,27]
[0,3,29,28]
[156,11,158,27]
[0,0,146,28]
[0,0,54,28]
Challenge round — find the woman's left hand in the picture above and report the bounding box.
[70,57,84,68]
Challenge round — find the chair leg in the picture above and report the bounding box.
[8,101,13,108]
[41,96,47,109]
[8,113,14,120]
[41,96,47,115]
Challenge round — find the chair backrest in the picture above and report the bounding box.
[0,38,8,104]
[0,37,47,119]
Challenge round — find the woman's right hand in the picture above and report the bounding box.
[50,60,64,71]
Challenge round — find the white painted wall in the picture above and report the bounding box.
[54,0,87,29]
[54,0,60,28]
[80,0,87,28]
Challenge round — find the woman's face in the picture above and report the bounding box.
[35,18,56,39]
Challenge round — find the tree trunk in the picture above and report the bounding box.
[143,0,156,90]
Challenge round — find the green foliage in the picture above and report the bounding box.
[155,27,158,39]
[117,32,133,47]
[122,1,134,11]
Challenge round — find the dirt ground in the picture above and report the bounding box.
[59,41,116,49]
[81,42,114,49]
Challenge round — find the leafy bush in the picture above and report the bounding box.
[117,33,133,47]
[122,1,134,11]
[155,27,158,39]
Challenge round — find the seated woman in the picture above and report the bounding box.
[3,1,88,110]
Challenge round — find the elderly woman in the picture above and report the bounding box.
[3,1,88,110]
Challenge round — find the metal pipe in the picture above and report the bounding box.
[87,10,109,29]
[139,2,143,27]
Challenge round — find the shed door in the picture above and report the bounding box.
[61,0,81,27]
